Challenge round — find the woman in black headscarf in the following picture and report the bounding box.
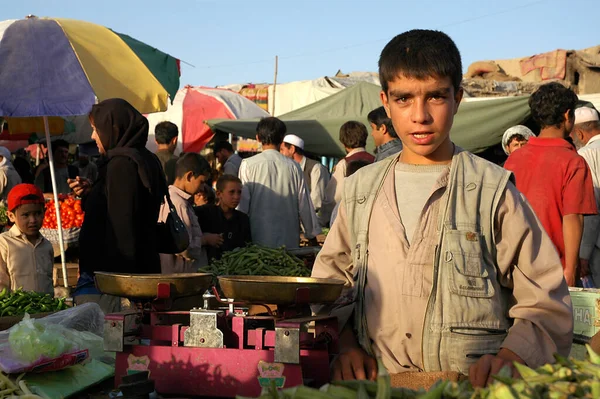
[71,99,167,307]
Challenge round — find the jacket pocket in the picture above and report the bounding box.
[445,230,494,298]
[446,328,507,375]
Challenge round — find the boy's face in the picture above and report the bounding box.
[381,75,462,164]
[8,203,44,237]
[507,138,528,154]
[218,182,242,209]
[184,172,208,196]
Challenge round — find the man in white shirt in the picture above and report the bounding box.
[572,107,600,285]
[214,141,243,177]
[280,134,330,217]
[238,118,320,249]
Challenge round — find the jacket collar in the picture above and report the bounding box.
[376,139,403,154]
[7,224,43,246]
[169,185,192,201]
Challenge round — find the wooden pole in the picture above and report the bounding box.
[272,55,278,116]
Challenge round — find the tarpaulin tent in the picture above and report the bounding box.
[207,81,532,158]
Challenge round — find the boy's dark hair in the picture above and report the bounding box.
[282,142,305,156]
[216,174,242,192]
[155,121,179,144]
[175,153,211,179]
[529,82,578,129]
[346,160,371,177]
[379,29,463,95]
[367,106,398,139]
[340,121,368,149]
[507,134,527,146]
[197,183,216,205]
[53,139,69,153]
[214,141,234,154]
[256,117,286,146]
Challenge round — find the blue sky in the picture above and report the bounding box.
[6,0,600,87]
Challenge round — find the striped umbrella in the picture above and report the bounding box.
[0,15,181,288]
[0,15,180,116]
[146,86,270,154]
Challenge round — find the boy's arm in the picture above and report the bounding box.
[312,203,376,381]
[563,214,584,286]
[494,182,573,367]
[311,200,356,329]
[0,239,9,292]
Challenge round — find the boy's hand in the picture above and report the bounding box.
[332,325,377,381]
[68,177,91,197]
[469,348,524,387]
[332,346,378,381]
[564,267,577,287]
[580,258,590,278]
[203,233,224,248]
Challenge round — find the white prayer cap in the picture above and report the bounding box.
[575,107,600,125]
[283,134,304,150]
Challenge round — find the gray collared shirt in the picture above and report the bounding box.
[375,139,403,162]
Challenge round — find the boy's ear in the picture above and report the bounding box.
[184,171,194,182]
[453,87,464,114]
[380,91,391,117]
[7,211,16,224]
[170,136,178,146]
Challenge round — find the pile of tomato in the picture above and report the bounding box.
[42,195,84,229]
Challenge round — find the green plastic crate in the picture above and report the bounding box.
[570,288,600,338]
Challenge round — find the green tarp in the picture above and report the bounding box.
[207,82,531,158]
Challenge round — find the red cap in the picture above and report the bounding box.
[7,184,45,212]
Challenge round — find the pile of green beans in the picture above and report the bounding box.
[199,245,310,277]
[240,346,600,398]
[0,288,68,317]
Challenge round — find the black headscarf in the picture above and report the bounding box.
[89,98,166,201]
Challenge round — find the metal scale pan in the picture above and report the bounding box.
[95,272,214,300]
[217,276,345,305]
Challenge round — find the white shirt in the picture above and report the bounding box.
[578,134,600,259]
[238,149,319,248]
[299,156,329,212]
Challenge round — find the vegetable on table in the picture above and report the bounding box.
[199,245,311,277]
[239,345,600,398]
[0,288,68,317]
[42,195,84,230]
[0,372,42,399]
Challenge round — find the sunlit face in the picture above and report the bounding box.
[8,203,44,237]
[370,122,387,147]
[90,120,106,155]
[218,182,242,210]
[279,143,294,159]
[381,75,462,164]
[506,138,528,154]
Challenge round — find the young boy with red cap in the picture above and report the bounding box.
[0,184,54,294]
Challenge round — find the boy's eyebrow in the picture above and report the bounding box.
[388,87,453,98]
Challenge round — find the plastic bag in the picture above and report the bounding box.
[0,303,106,373]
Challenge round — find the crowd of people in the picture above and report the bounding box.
[1,27,600,387]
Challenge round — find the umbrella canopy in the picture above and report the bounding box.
[207,82,532,157]
[146,86,270,154]
[0,16,180,117]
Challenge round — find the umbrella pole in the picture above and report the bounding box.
[43,116,69,289]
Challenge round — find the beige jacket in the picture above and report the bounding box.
[313,153,572,374]
[159,186,207,273]
[0,225,54,294]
